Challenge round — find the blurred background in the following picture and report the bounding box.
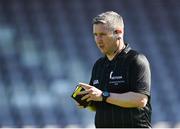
[0,0,180,128]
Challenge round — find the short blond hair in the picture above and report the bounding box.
[93,11,124,31]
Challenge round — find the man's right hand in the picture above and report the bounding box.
[75,101,85,109]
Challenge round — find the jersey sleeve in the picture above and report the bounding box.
[89,63,96,86]
[129,54,151,96]
[89,57,103,86]
[88,60,100,109]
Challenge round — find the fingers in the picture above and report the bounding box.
[81,94,92,102]
[75,101,79,105]
[81,91,96,102]
[86,97,92,102]
[78,88,93,95]
[77,104,85,109]
[79,82,92,90]
[77,82,102,102]
[75,101,85,109]
[77,82,92,95]
[78,90,89,95]
[81,94,90,100]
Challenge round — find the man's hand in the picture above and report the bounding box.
[78,82,103,102]
[75,101,85,109]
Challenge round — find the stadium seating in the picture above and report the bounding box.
[0,0,180,127]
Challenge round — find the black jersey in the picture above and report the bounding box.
[89,44,152,128]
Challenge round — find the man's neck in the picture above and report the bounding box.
[107,43,125,61]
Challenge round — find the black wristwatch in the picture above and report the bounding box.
[102,91,110,102]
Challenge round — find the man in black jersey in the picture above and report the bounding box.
[75,11,152,128]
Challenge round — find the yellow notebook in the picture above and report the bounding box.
[71,85,91,108]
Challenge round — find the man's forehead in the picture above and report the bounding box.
[93,24,111,32]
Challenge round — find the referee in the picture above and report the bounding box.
[76,11,152,128]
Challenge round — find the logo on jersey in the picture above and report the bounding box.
[109,71,125,85]
[109,71,122,80]
[93,80,99,85]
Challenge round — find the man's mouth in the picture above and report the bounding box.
[99,45,104,49]
[98,43,104,48]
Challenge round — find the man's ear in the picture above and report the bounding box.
[114,29,122,34]
[114,29,123,40]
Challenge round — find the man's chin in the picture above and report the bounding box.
[100,49,106,54]
[99,48,109,55]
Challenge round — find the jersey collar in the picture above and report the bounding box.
[105,43,131,62]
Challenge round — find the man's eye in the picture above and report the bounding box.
[93,33,107,37]
[100,33,106,36]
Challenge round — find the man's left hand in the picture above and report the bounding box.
[78,82,103,102]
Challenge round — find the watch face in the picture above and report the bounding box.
[103,91,110,97]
